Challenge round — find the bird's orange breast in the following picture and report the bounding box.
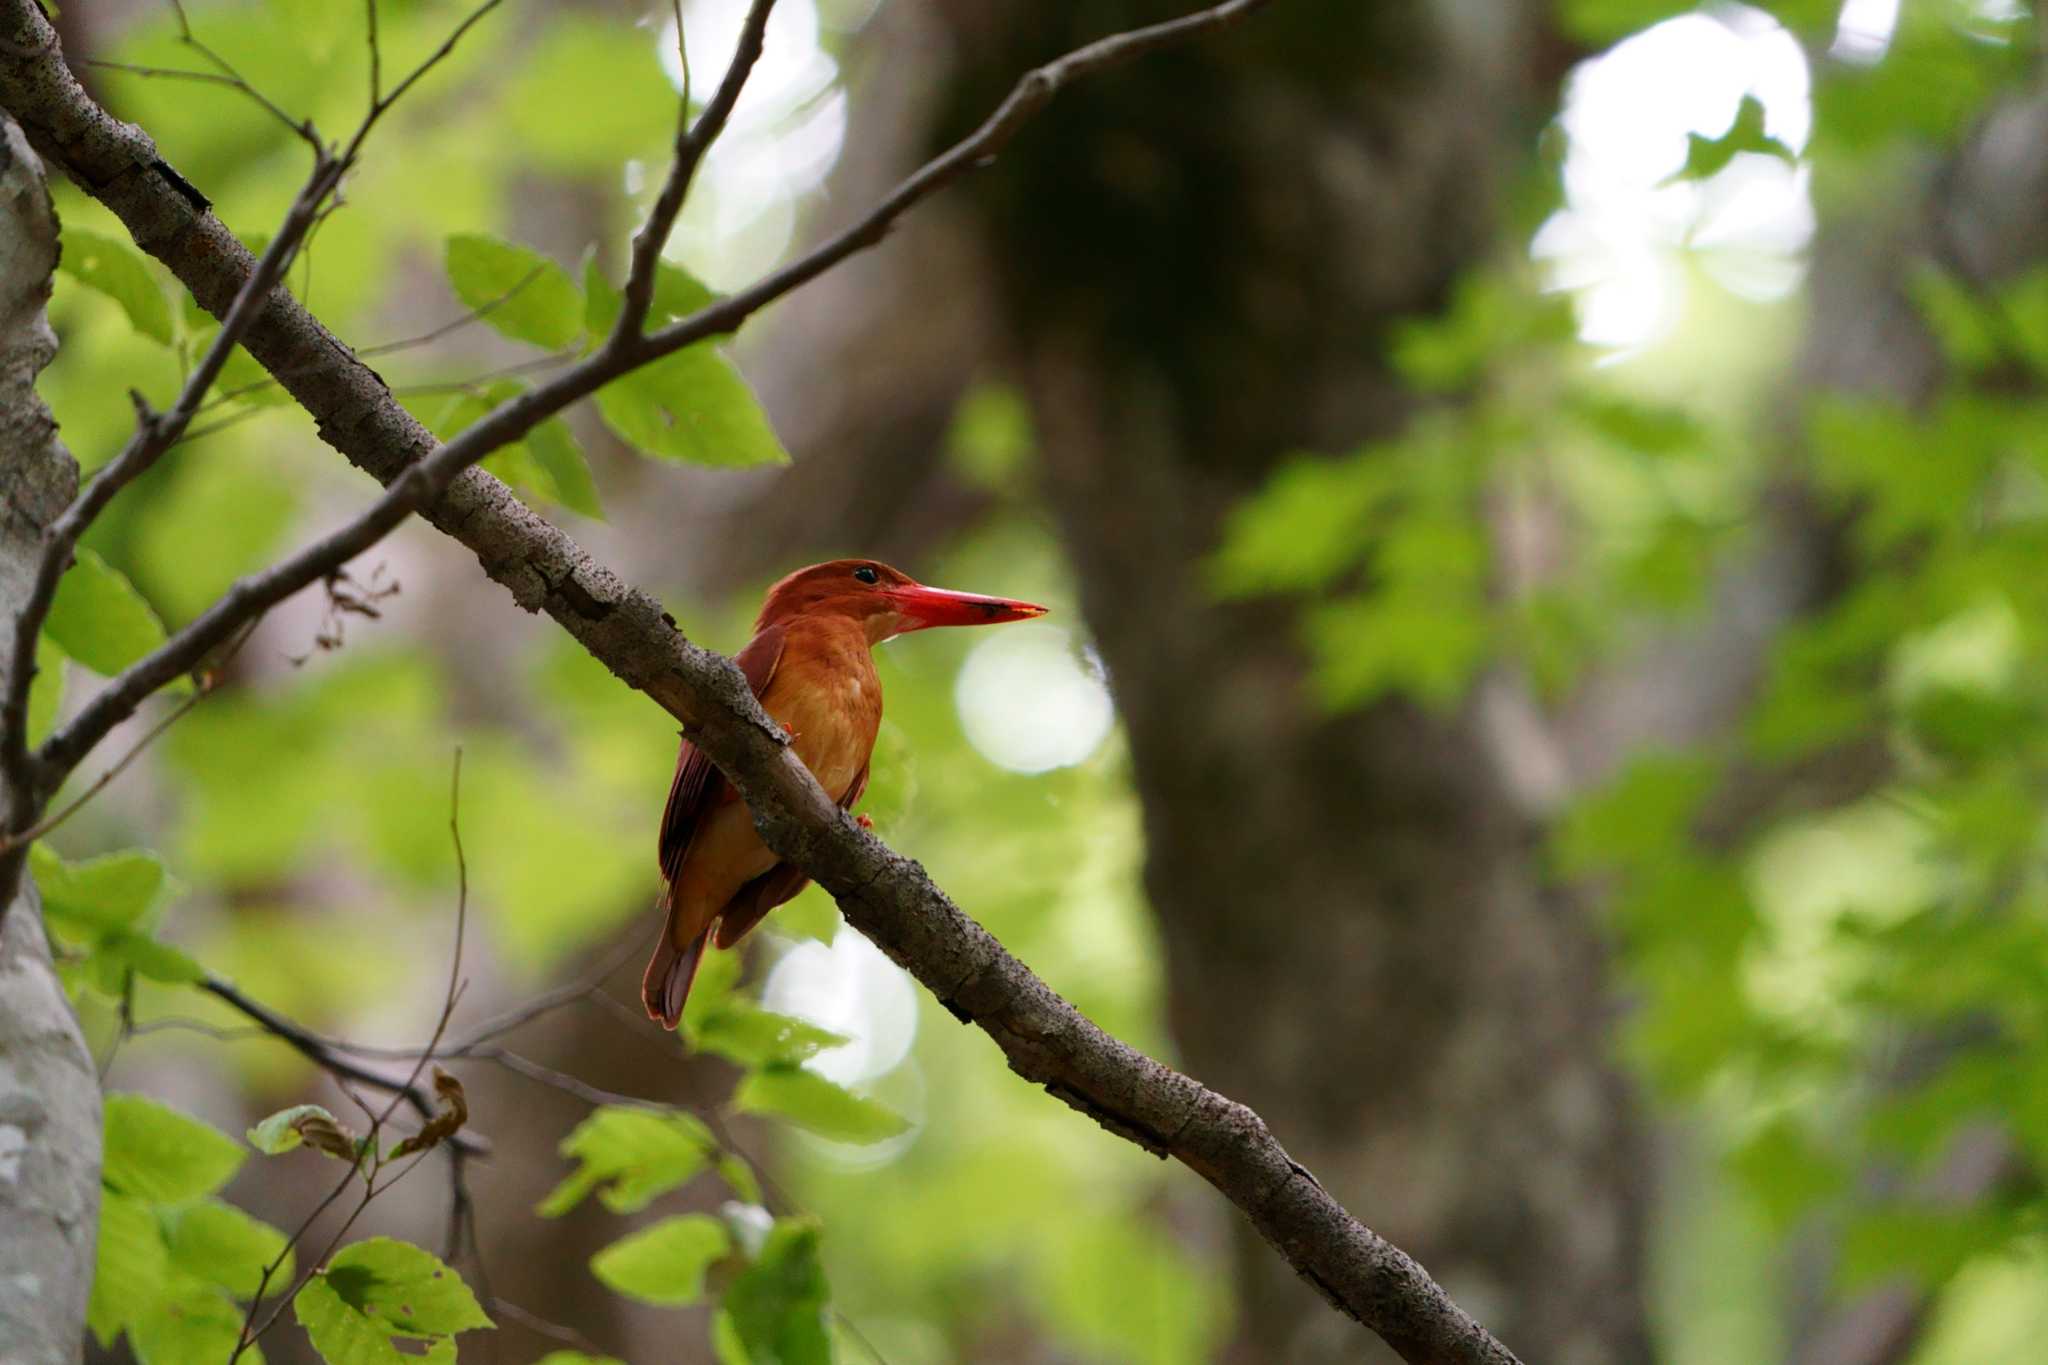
[761,616,883,802]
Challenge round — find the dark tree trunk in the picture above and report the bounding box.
[896,3,1652,1360]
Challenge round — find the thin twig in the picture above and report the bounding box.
[231,747,475,1362]
[165,0,317,147]
[612,0,776,341]
[364,0,381,109]
[342,0,502,162]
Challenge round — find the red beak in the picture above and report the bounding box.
[887,582,1049,631]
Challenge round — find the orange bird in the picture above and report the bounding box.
[643,559,1047,1027]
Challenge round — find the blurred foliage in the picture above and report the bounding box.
[1214,1,2048,1360]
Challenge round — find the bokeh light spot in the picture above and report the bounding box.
[953,625,1114,774]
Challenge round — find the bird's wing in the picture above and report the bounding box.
[658,623,787,885]
[711,758,870,950]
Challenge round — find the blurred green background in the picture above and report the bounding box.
[31,0,2048,1361]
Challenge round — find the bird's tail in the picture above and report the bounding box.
[642,910,713,1030]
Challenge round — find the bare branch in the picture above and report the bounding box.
[343,0,502,162]
[164,0,318,148]
[0,4,1526,1360]
[611,0,776,342]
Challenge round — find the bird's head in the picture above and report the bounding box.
[756,559,1048,643]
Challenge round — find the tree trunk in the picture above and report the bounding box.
[921,4,1650,1361]
[0,112,100,1365]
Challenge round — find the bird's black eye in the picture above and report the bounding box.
[852,565,880,585]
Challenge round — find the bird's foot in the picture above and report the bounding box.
[856,814,874,830]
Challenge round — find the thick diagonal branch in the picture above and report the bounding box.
[0,4,1519,1360]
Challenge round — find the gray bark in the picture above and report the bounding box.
[0,112,99,1365]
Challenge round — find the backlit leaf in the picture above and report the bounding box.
[594,344,788,468]
[733,1069,910,1145]
[59,227,173,345]
[539,1106,714,1217]
[45,547,169,678]
[444,233,584,350]
[102,1093,244,1204]
[590,1214,730,1306]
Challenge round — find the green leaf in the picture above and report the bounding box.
[590,1214,730,1306]
[103,1093,245,1203]
[130,1273,257,1365]
[538,1106,714,1217]
[30,844,169,931]
[165,1197,294,1298]
[313,1238,491,1348]
[720,1219,831,1365]
[296,1274,407,1365]
[97,928,206,984]
[691,1003,849,1070]
[1667,94,1796,185]
[525,418,605,519]
[59,227,174,345]
[89,1190,169,1345]
[45,547,170,678]
[594,344,788,468]
[28,633,63,746]
[537,1354,628,1365]
[1210,452,1388,596]
[733,1069,910,1145]
[443,233,584,350]
[1303,591,1491,710]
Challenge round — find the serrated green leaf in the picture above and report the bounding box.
[538,1106,713,1217]
[59,227,174,345]
[594,344,788,468]
[591,1214,730,1306]
[733,1069,910,1145]
[89,1190,169,1345]
[721,1218,831,1365]
[29,843,169,931]
[690,1004,848,1070]
[103,1093,245,1203]
[444,234,583,350]
[525,418,604,518]
[164,1198,294,1298]
[321,1238,491,1339]
[45,547,170,678]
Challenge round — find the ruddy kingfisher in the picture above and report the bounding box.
[643,559,1048,1027]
